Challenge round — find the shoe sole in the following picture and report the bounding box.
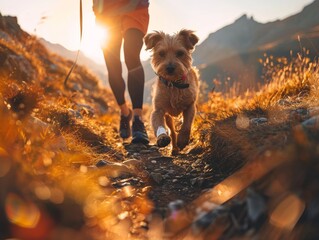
[131,131,149,145]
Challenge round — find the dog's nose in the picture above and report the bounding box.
[166,64,175,75]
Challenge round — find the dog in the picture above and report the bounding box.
[144,29,200,154]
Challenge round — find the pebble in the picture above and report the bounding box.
[190,177,204,187]
[96,159,111,168]
[192,206,228,233]
[250,117,268,126]
[148,156,174,161]
[168,200,185,211]
[118,211,129,220]
[150,172,163,184]
[149,146,159,151]
[98,176,110,187]
[246,188,266,222]
[298,115,319,140]
[188,146,204,155]
[122,159,140,169]
[309,107,319,117]
[290,108,309,121]
[68,108,82,119]
[140,150,153,154]
[301,115,319,129]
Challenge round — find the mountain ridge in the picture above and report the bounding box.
[193,0,319,92]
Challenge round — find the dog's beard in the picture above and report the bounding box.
[153,62,189,82]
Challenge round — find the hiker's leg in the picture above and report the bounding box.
[123,28,145,117]
[102,29,130,116]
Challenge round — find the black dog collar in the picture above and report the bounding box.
[157,75,189,89]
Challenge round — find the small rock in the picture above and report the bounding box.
[123,159,140,168]
[71,83,82,92]
[140,150,153,154]
[125,143,148,152]
[172,179,178,183]
[150,172,163,184]
[192,205,228,234]
[48,63,58,73]
[250,117,268,126]
[290,108,309,122]
[278,99,291,106]
[190,177,204,187]
[151,160,157,164]
[246,188,266,222]
[309,107,319,117]
[96,159,111,168]
[298,115,319,140]
[148,156,174,161]
[76,103,95,117]
[301,115,319,129]
[149,146,159,151]
[168,200,185,211]
[98,176,110,187]
[188,146,204,155]
[118,211,129,220]
[68,108,82,119]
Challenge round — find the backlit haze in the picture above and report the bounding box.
[0,0,313,65]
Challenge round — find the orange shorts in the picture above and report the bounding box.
[96,7,149,35]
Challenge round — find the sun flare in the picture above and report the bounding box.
[94,23,109,47]
[80,13,109,64]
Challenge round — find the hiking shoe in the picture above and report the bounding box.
[119,109,132,139]
[131,116,149,144]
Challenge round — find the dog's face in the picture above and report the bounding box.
[144,29,199,82]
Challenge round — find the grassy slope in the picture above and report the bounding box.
[1,15,319,240]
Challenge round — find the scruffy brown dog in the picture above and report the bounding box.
[144,29,200,154]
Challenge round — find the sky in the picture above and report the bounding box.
[0,0,314,64]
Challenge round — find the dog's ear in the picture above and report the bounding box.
[144,31,163,50]
[178,29,199,51]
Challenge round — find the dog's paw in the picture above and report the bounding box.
[177,131,190,150]
[157,134,171,148]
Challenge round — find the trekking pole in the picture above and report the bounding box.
[64,0,83,88]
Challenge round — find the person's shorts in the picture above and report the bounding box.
[96,7,149,36]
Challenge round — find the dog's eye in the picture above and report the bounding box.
[159,51,166,58]
[176,50,184,57]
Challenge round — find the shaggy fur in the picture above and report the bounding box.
[144,29,200,154]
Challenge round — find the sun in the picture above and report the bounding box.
[94,23,109,48]
[80,13,109,64]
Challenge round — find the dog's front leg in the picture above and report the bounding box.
[177,104,196,150]
[151,109,171,148]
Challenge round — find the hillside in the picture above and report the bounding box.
[194,0,319,92]
[39,38,109,86]
[1,11,319,240]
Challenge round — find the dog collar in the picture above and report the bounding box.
[157,74,190,89]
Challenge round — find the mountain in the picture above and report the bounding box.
[39,38,109,85]
[29,0,319,102]
[193,0,319,93]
